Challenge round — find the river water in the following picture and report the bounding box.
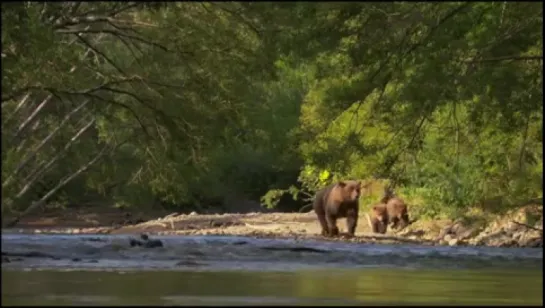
[1,233,543,305]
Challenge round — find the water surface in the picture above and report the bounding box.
[1,233,542,305]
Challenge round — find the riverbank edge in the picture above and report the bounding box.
[2,204,542,248]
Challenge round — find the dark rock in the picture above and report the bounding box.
[520,237,543,248]
[82,237,106,242]
[530,238,543,248]
[498,239,518,248]
[403,229,425,237]
[260,246,329,253]
[71,258,82,262]
[457,226,481,240]
[210,221,223,228]
[175,260,204,267]
[3,251,56,259]
[144,239,163,248]
[209,220,242,228]
[129,239,143,247]
[130,234,163,248]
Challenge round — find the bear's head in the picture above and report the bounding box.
[336,180,362,202]
[372,204,388,223]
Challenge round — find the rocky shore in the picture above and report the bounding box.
[4,204,542,248]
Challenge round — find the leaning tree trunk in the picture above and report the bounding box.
[2,99,91,189]
[3,143,110,228]
[2,118,97,207]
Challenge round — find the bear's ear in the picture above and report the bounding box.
[337,181,346,187]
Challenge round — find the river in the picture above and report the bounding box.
[1,233,543,305]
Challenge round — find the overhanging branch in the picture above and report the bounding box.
[464,55,543,63]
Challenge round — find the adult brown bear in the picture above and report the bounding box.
[313,180,362,237]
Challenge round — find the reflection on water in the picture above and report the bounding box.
[2,268,542,306]
[1,234,543,305]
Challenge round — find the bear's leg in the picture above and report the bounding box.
[390,216,400,229]
[316,211,329,236]
[325,213,339,236]
[346,208,358,236]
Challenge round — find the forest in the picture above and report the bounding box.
[2,2,542,226]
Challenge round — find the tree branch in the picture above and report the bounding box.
[83,92,151,139]
[75,34,128,76]
[58,28,169,52]
[464,55,543,63]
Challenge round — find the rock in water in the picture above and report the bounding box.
[129,238,143,247]
[130,234,163,248]
[144,239,163,248]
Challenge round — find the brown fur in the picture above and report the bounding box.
[380,186,410,231]
[369,203,388,234]
[364,185,410,234]
[385,197,409,230]
[313,180,362,237]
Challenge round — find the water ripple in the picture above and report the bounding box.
[2,234,542,271]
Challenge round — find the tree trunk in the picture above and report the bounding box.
[2,92,31,129]
[4,143,111,228]
[10,94,53,143]
[2,118,96,208]
[2,99,90,188]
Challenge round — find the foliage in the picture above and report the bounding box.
[1,2,542,221]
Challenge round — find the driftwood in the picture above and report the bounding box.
[244,222,286,231]
[511,220,543,232]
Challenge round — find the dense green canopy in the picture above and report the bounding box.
[2,2,542,223]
